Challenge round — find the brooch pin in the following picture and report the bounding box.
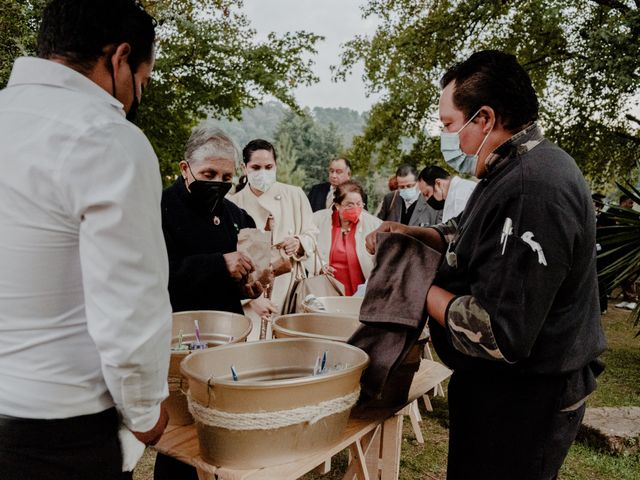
[274,194,282,201]
[213,216,221,226]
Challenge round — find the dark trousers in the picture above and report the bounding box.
[154,452,199,480]
[0,407,132,480]
[447,371,585,480]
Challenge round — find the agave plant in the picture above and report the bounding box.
[598,181,640,336]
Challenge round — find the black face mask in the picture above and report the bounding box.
[126,68,139,123]
[189,179,233,215]
[110,61,140,124]
[427,196,445,210]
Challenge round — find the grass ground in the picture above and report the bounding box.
[134,303,640,480]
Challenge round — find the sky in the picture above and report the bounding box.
[242,0,382,113]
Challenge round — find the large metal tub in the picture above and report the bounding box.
[167,311,252,425]
[180,338,369,468]
[303,296,363,316]
[272,313,361,342]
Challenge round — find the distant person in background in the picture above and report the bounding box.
[377,164,442,226]
[311,181,381,296]
[388,175,398,191]
[418,165,477,223]
[307,157,367,211]
[230,139,318,331]
[592,193,613,314]
[614,194,638,310]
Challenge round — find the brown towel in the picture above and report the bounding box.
[349,231,441,404]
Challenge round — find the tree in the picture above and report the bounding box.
[273,109,344,190]
[0,0,322,184]
[275,131,306,188]
[336,0,640,187]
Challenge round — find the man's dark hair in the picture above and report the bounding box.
[418,165,451,186]
[38,0,156,74]
[395,164,417,178]
[331,157,352,172]
[334,180,365,206]
[242,139,277,164]
[440,50,538,132]
[619,194,630,205]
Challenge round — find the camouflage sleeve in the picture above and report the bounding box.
[432,216,459,245]
[446,295,515,363]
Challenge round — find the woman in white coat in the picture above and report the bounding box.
[230,139,317,328]
[312,181,381,296]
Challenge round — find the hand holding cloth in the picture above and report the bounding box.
[349,232,441,406]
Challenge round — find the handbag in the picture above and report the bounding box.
[282,240,344,314]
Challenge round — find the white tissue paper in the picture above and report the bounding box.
[118,425,146,472]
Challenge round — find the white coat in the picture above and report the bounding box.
[230,182,318,317]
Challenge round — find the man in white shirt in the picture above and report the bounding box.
[0,1,171,478]
[418,165,477,223]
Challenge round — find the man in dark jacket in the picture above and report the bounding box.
[156,122,260,479]
[307,157,367,211]
[377,164,442,226]
[367,50,606,480]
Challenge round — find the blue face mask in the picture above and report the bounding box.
[440,109,492,176]
[399,186,419,203]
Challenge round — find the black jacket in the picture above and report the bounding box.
[308,181,368,212]
[161,178,255,314]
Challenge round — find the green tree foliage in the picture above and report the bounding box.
[273,109,344,190]
[0,0,321,184]
[275,131,307,188]
[312,106,368,148]
[0,1,46,87]
[217,101,288,151]
[139,0,321,182]
[336,0,640,186]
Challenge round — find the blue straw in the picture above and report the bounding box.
[231,365,238,382]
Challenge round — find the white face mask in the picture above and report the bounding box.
[399,186,419,202]
[247,169,277,193]
[440,108,493,175]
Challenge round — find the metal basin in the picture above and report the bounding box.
[272,313,361,342]
[180,338,369,468]
[166,311,252,425]
[303,296,363,316]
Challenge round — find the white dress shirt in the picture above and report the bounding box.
[0,57,171,432]
[442,176,477,223]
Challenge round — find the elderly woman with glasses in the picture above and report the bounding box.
[311,180,382,296]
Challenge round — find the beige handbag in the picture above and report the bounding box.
[282,240,345,314]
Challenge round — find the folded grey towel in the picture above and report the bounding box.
[349,231,441,402]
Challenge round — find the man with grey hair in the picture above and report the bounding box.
[157,122,262,478]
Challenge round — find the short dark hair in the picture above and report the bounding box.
[619,194,630,205]
[440,50,538,132]
[396,164,417,179]
[334,180,365,205]
[331,157,352,172]
[418,166,450,186]
[242,139,277,165]
[38,0,156,74]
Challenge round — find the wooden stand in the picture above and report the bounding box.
[153,359,452,480]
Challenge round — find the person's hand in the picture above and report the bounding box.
[280,236,302,257]
[240,280,264,299]
[250,295,278,318]
[322,264,336,277]
[132,403,169,446]
[365,221,407,254]
[223,251,254,280]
